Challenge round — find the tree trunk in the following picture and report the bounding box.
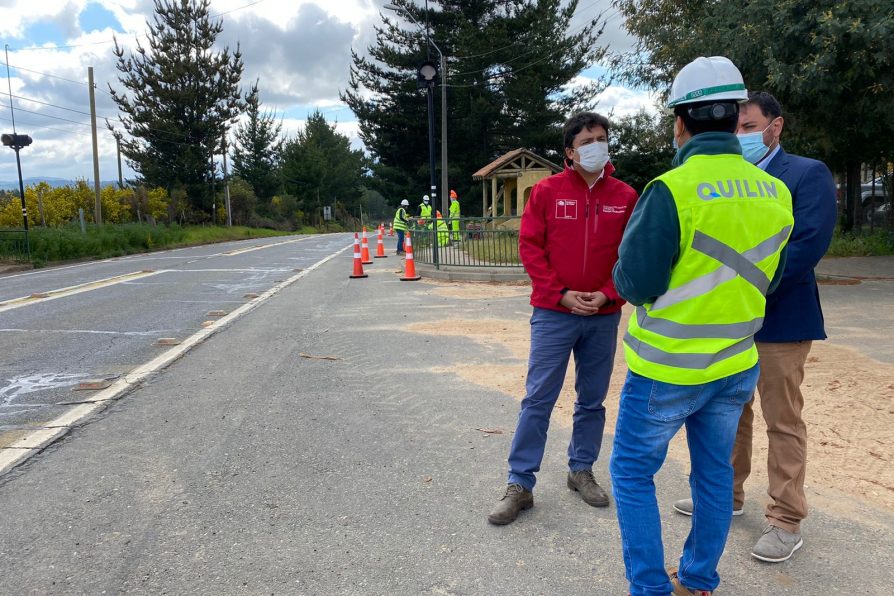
[842,160,860,233]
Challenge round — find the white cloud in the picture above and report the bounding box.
[593,85,660,118]
[0,0,642,182]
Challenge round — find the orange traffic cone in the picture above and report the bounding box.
[388,223,394,237]
[349,233,368,279]
[375,225,387,258]
[400,231,422,281]
[360,227,373,264]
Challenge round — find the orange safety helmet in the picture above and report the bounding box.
[449,189,458,199]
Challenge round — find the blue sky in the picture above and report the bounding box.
[0,0,650,183]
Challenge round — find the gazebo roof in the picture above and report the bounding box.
[472,148,562,181]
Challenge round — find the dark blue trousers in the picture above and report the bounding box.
[507,307,621,490]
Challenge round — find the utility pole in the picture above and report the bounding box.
[440,53,448,216]
[221,137,232,227]
[210,153,216,225]
[88,67,102,224]
[4,44,31,258]
[114,132,123,189]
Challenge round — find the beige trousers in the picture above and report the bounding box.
[732,341,812,533]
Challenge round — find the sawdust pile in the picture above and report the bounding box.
[407,311,894,512]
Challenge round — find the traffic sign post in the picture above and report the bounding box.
[2,133,33,259]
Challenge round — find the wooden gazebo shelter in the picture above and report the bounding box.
[472,148,562,219]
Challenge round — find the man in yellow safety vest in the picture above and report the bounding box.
[448,189,461,241]
[608,56,794,596]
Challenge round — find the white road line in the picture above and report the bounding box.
[0,235,313,280]
[0,271,162,314]
[158,268,296,273]
[0,328,187,337]
[0,242,352,476]
[221,237,308,256]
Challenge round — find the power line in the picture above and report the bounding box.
[211,0,269,18]
[9,40,116,52]
[0,103,91,127]
[0,113,91,135]
[0,91,95,117]
[0,61,92,87]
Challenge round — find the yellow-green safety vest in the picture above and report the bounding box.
[623,153,794,385]
[420,204,432,219]
[393,207,409,231]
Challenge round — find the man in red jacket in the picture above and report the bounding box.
[488,112,638,525]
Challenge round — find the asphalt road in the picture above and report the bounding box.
[0,245,892,594]
[0,233,351,435]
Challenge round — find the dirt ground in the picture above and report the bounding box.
[407,282,894,515]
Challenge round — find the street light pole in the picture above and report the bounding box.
[384,4,449,221]
[4,44,31,259]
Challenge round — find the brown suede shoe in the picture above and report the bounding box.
[567,470,610,507]
[487,483,533,525]
[668,568,712,595]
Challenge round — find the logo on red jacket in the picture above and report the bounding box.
[603,205,627,214]
[555,199,578,219]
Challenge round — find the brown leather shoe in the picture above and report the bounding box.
[668,568,712,595]
[567,470,609,507]
[487,483,533,525]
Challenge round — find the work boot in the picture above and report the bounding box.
[566,470,609,507]
[751,524,803,562]
[668,569,712,595]
[672,497,744,517]
[487,483,533,525]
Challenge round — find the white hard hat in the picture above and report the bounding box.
[423,195,430,202]
[667,56,747,108]
[400,199,409,206]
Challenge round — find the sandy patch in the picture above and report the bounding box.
[407,312,894,512]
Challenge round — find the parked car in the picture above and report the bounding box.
[869,202,892,227]
[836,175,890,221]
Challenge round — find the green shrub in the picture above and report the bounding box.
[20,223,292,264]
[826,229,894,257]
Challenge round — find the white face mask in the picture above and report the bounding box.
[575,141,609,173]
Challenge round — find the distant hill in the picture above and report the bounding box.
[0,178,121,191]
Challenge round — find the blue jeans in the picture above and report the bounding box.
[507,307,621,490]
[395,229,405,253]
[609,365,759,596]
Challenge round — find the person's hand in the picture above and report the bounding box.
[560,290,607,316]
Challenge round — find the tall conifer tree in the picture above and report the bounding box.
[231,81,283,203]
[109,0,244,217]
[341,0,607,212]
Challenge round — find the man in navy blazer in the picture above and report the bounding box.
[673,92,837,563]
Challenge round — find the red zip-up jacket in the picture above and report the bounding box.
[519,161,638,314]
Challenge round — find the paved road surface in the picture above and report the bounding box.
[0,234,350,438]
[0,244,891,594]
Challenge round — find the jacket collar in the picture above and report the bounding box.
[765,146,790,178]
[564,159,616,187]
[672,132,742,167]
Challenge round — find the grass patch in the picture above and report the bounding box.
[826,229,894,257]
[11,223,298,266]
[462,234,521,265]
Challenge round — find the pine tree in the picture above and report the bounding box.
[341,0,607,214]
[108,0,244,218]
[231,80,283,203]
[280,111,366,225]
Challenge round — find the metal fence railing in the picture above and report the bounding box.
[0,229,29,261]
[409,216,522,268]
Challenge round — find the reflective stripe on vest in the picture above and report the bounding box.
[652,225,791,311]
[624,331,755,369]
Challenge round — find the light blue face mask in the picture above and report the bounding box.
[737,119,777,164]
